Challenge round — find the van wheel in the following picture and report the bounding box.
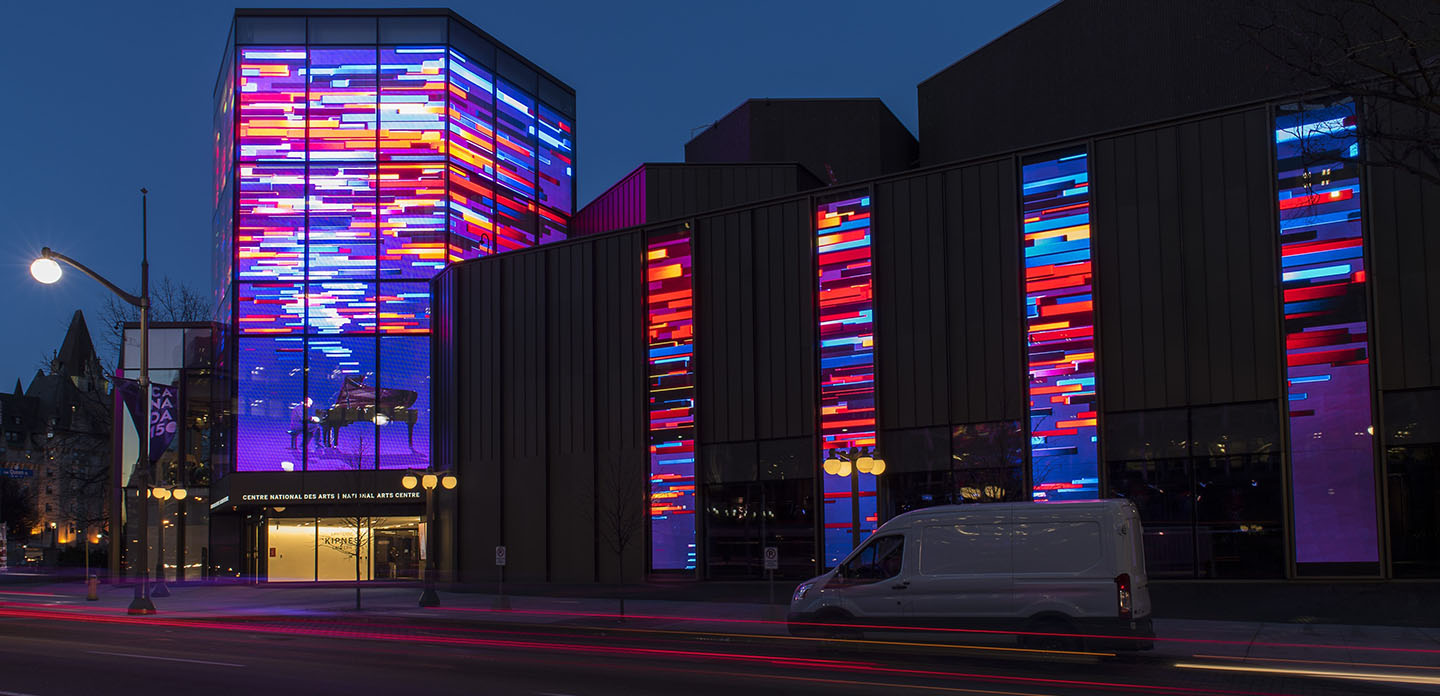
[1019,617,1083,652]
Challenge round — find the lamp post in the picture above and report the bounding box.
[402,471,457,607]
[148,485,186,597]
[30,189,154,615]
[822,447,887,548]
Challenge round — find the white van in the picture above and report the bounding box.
[787,499,1153,650]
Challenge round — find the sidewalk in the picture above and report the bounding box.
[3,580,1437,671]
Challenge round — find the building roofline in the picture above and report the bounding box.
[917,0,1061,89]
[224,8,575,96]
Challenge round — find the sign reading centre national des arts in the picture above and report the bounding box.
[220,470,424,508]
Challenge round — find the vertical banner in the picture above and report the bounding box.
[1274,101,1379,567]
[647,225,697,571]
[816,194,878,566]
[1021,148,1100,501]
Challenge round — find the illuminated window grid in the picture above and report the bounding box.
[308,48,378,162]
[1021,148,1099,502]
[1274,102,1378,565]
[816,194,878,567]
[647,226,697,572]
[238,164,305,281]
[378,46,446,162]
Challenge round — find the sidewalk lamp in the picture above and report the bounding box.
[822,447,886,548]
[29,189,155,616]
[403,471,457,607]
[149,485,186,597]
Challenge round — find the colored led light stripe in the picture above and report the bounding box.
[1021,148,1099,501]
[816,195,878,566]
[1274,101,1378,565]
[647,226,697,571]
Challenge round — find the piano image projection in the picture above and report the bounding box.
[315,376,420,449]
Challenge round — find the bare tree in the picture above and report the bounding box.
[595,455,646,617]
[1239,0,1440,184]
[99,277,209,373]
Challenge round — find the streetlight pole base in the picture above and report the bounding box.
[151,569,170,598]
[418,587,440,607]
[127,597,156,615]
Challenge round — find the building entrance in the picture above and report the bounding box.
[263,515,421,582]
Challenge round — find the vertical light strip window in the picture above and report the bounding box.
[647,225,697,571]
[1274,101,1378,567]
[1021,148,1100,501]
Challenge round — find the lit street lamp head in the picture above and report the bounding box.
[30,256,62,284]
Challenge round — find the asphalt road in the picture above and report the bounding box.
[0,607,1431,696]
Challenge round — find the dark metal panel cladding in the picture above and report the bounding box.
[752,199,819,440]
[874,174,949,430]
[945,159,1023,424]
[1242,108,1282,401]
[501,252,548,580]
[547,243,597,581]
[694,211,757,444]
[593,231,647,584]
[1094,128,1191,411]
[1369,147,1440,390]
[453,261,503,582]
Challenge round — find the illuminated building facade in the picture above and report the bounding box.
[210,10,573,580]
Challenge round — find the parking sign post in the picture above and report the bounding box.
[494,545,509,610]
[763,547,778,607]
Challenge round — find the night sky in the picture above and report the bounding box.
[0,0,1052,389]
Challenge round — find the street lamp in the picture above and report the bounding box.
[822,447,886,548]
[403,471,457,607]
[149,485,186,597]
[29,189,155,616]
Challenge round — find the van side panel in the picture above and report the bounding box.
[908,517,1015,618]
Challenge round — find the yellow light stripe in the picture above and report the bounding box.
[1192,653,1440,673]
[1175,661,1440,686]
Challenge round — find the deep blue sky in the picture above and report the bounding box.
[0,0,1052,389]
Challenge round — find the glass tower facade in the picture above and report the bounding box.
[214,13,575,475]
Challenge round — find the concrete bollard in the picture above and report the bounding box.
[86,574,99,601]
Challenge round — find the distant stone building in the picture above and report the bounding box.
[2,310,112,561]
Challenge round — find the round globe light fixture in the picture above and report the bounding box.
[837,459,853,477]
[401,474,418,490]
[421,473,439,491]
[152,487,171,501]
[30,257,62,284]
[173,488,188,500]
[441,474,458,490]
[823,457,842,476]
[870,458,886,475]
[855,455,875,474]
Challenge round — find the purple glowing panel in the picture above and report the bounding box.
[306,338,377,471]
[1275,101,1378,566]
[307,282,376,335]
[446,49,497,263]
[308,165,377,280]
[237,47,306,161]
[378,46,446,162]
[495,78,536,251]
[238,165,306,281]
[236,337,306,472]
[307,48,377,162]
[378,337,429,470]
[377,282,430,335]
[238,282,305,335]
[535,102,571,245]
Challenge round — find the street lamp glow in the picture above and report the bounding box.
[421,473,438,491]
[173,488,187,500]
[30,257,62,284]
[441,474,457,490]
[152,487,171,501]
[401,474,418,490]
